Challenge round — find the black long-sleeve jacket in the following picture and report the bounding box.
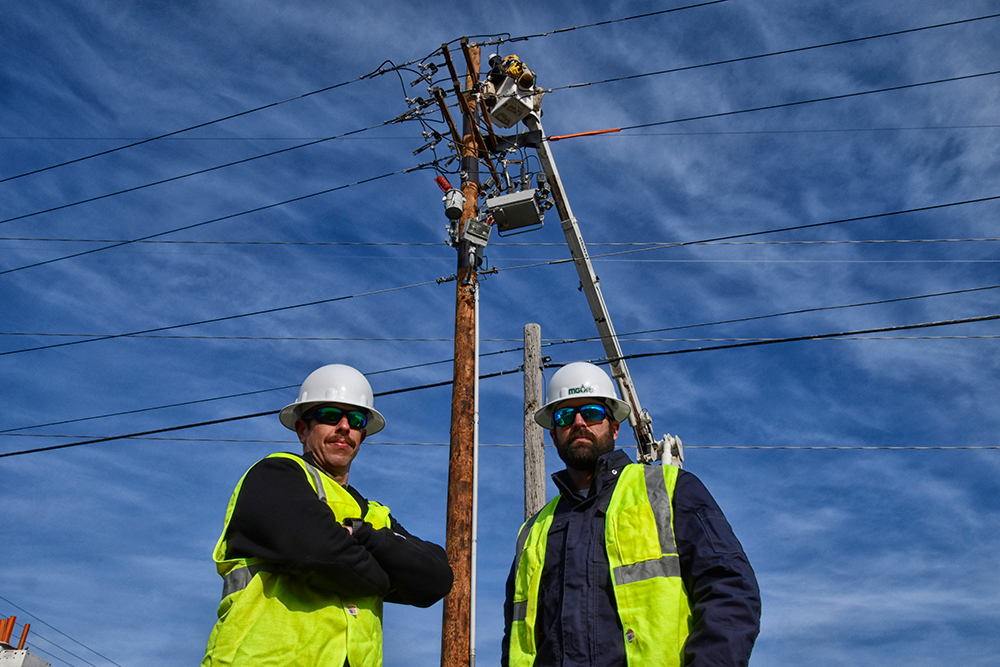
[224,451,453,607]
[502,449,760,667]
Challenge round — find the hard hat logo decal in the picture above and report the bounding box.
[534,362,631,429]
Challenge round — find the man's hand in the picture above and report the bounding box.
[342,517,365,535]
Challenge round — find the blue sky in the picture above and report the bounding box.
[2,1,998,666]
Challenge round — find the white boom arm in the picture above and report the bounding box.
[522,113,682,466]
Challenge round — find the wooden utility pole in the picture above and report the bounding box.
[441,44,480,667]
[523,323,546,519]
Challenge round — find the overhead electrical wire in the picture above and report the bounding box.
[0,278,441,358]
[0,113,434,229]
[613,283,1000,339]
[0,161,990,280]
[1,313,994,460]
[550,12,1000,92]
[6,122,997,144]
[620,124,1000,136]
[10,432,998,451]
[0,385,296,434]
[498,0,731,43]
[0,594,120,667]
[616,70,1000,133]
[0,59,426,184]
[490,193,1000,274]
[3,236,998,248]
[0,345,527,434]
[3,282,996,349]
[2,187,994,353]
[5,15,993,236]
[0,1,735,182]
[2,4,988,196]
[605,314,999,365]
[0,163,436,276]
[0,367,523,459]
[20,639,92,667]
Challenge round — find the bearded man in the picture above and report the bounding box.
[501,362,760,667]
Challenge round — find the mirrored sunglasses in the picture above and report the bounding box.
[552,403,608,427]
[308,406,368,430]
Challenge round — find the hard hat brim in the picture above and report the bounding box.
[279,399,386,435]
[533,396,631,430]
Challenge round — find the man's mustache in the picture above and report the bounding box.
[565,427,596,444]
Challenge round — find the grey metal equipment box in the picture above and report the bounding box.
[486,189,543,236]
[0,649,51,667]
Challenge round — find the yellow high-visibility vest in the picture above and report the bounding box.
[509,463,692,667]
[202,452,392,667]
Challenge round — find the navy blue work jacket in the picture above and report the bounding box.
[501,449,761,667]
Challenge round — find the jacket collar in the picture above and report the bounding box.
[552,448,634,499]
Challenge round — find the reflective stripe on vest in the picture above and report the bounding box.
[221,564,273,600]
[509,463,691,667]
[611,465,681,586]
[215,456,338,601]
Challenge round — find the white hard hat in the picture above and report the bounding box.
[279,364,386,435]
[534,361,631,430]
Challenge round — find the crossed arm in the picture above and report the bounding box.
[224,455,452,605]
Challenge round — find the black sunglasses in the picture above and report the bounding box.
[306,406,368,430]
[552,403,608,427]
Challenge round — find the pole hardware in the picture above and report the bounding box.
[420,45,683,467]
[485,189,543,236]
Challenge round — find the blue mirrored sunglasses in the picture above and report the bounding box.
[552,403,608,427]
[307,406,368,430]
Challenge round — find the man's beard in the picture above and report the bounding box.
[554,426,615,472]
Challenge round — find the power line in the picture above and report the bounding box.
[5,282,997,346]
[0,163,434,276]
[685,445,1000,450]
[5,179,965,284]
[0,593,121,667]
[2,236,997,247]
[6,433,997,450]
[613,284,1000,338]
[0,385,295,434]
[0,345,526,434]
[0,368,510,459]
[608,314,999,364]
[0,59,422,184]
[2,314,993,459]
[5,123,997,143]
[0,332,460,341]
[0,410,278,458]
[5,333,997,437]
[551,13,1000,92]
[0,1,731,185]
[490,194,1000,274]
[614,124,1000,136]
[500,0,732,42]
[0,278,441,357]
[618,70,1000,133]
[0,120,407,229]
